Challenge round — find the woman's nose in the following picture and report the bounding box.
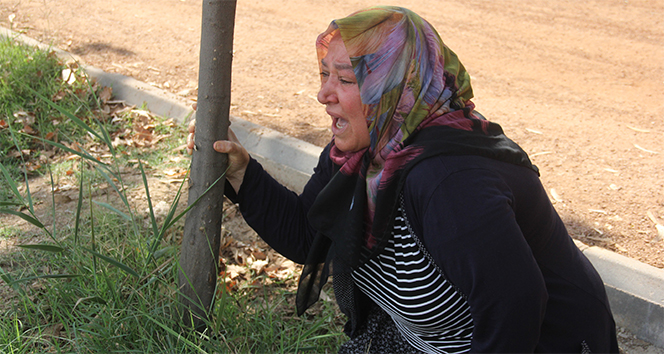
[317,79,337,105]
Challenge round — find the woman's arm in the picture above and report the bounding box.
[225,145,334,264]
[188,118,334,263]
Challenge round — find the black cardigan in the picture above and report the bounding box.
[225,147,619,352]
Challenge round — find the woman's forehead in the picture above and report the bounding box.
[320,35,352,69]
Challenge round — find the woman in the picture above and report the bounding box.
[188,6,619,353]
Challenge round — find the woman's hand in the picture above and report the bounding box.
[187,118,250,193]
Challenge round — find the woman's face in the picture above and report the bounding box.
[317,35,370,152]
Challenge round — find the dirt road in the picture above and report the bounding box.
[1,0,662,270]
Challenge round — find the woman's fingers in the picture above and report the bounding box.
[188,118,196,134]
[186,118,196,155]
[185,104,197,155]
[213,129,250,168]
[219,128,249,193]
[187,125,249,193]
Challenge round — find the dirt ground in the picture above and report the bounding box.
[1,0,663,351]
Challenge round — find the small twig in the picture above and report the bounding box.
[647,211,660,225]
[585,235,609,242]
[626,125,650,133]
[647,211,664,242]
[656,225,664,242]
[549,189,563,203]
[634,144,658,154]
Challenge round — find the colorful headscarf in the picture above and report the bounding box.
[297,6,537,319]
[316,6,488,245]
[318,6,476,157]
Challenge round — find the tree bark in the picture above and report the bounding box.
[179,0,236,330]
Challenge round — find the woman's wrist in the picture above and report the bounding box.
[227,169,245,194]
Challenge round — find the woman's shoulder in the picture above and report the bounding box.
[403,154,538,210]
[406,154,537,187]
[405,155,496,187]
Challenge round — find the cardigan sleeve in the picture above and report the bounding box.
[403,157,548,352]
[224,145,333,264]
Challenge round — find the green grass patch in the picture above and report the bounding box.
[0,37,110,177]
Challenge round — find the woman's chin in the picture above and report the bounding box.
[334,139,369,153]
[334,139,353,152]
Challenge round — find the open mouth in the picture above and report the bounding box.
[335,118,346,130]
[331,115,348,134]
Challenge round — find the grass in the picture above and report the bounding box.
[0,37,345,352]
[0,37,113,183]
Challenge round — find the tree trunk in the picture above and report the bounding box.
[179,0,237,330]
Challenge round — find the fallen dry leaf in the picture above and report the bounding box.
[69,142,81,152]
[45,131,58,141]
[62,68,76,85]
[232,248,247,265]
[164,169,188,179]
[162,118,176,127]
[52,89,67,101]
[252,250,267,260]
[99,86,113,103]
[223,264,245,281]
[25,161,41,172]
[133,125,153,142]
[21,124,37,135]
[100,104,111,115]
[249,259,268,275]
[13,110,36,125]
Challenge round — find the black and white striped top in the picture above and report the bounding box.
[352,204,474,353]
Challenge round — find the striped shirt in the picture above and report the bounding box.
[352,202,474,353]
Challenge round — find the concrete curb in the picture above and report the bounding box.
[575,241,664,347]
[3,27,663,349]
